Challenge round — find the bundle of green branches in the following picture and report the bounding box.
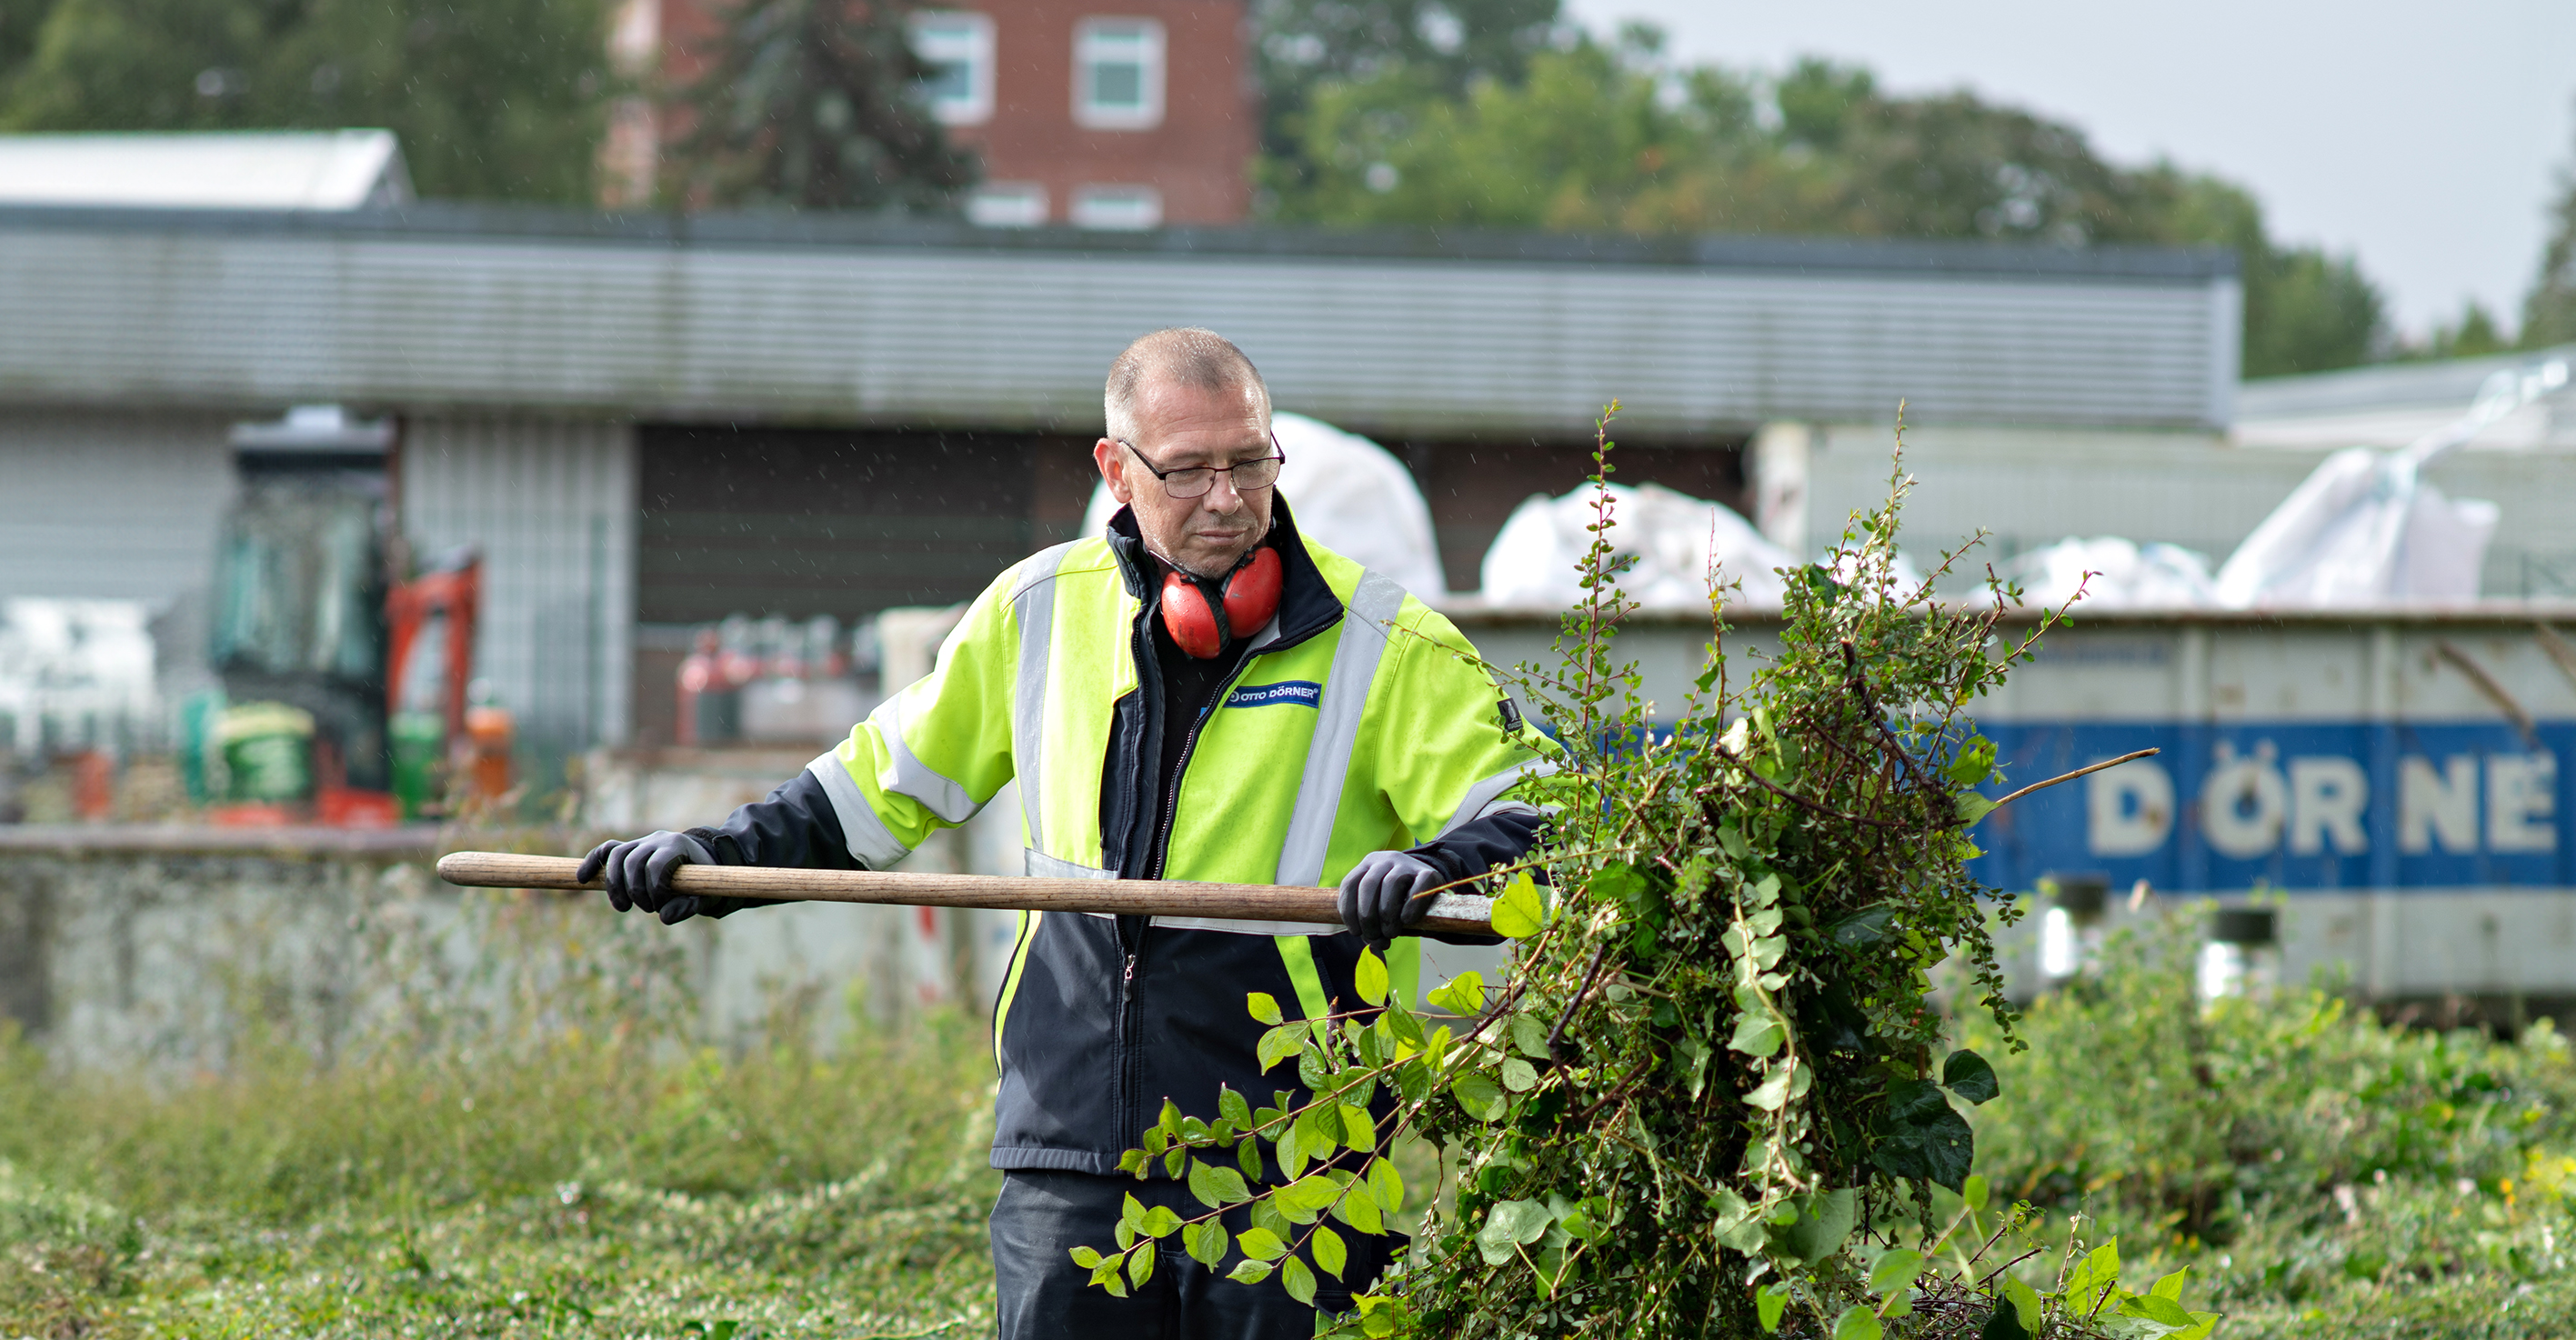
[1074,413,2193,1339]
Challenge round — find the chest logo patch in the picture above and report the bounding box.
[1225,680,1322,709]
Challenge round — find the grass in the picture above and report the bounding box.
[11,887,2576,1336]
[0,888,1004,1339]
[1958,905,2576,1338]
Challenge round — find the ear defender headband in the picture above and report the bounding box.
[1160,546,1282,660]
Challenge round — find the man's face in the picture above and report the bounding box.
[1094,376,1275,579]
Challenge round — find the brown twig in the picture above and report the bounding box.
[1708,744,1904,829]
[1984,748,2160,813]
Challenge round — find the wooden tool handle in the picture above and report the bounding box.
[435,851,1497,935]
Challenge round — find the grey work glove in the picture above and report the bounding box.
[576,830,723,925]
[1338,849,1443,953]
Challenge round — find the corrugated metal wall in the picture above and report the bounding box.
[0,211,2238,435]
[400,417,636,759]
[0,407,234,605]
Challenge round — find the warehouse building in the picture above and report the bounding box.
[0,200,2248,765]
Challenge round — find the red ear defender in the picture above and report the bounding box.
[1160,572,1225,659]
[1223,547,1282,637]
[1159,546,1285,659]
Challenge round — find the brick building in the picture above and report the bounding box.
[618,0,1257,227]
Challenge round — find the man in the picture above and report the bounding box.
[579,328,1547,1336]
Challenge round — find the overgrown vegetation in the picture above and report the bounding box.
[0,889,1002,1338]
[1065,416,2098,1337]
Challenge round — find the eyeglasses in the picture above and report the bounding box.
[1120,435,1286,499]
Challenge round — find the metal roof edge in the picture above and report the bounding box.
[1438,599,2576,629]
[0,201,2239,283]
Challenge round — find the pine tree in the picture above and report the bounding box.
[662,0,973,213]
[2521,118,2576,349]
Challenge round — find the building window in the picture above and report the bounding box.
[1072,18,1165,130]
[967,183,1049,227]
[910,11,994,126]
[1070,185,1161,230]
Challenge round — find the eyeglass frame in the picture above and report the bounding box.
[1117,433,1287,500]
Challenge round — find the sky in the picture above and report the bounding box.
[1560,0,2576,340]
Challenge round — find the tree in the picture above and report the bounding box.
[2522,114,2576,349]
[1261,38,2393,378]
[1252,0,1562,204]
[0,0,614,203]
[658,0,972,213]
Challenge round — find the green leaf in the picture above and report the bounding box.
[1227,1259,1274,1284]
[1832,1305,1883,1340]
[1218,1085,1253,1129]
[2120,1294,2197,1328]
[1280,1255,1318,1305]
[1979,1303,2032,1340]
[1128,1241,1156,1286]
[1490,872,1545,938]
[1138,1205,1182,1237]
[1339,1104,1375,1150]
[1237,1226,1288,1261]
[1203,1164,1252,1205]
[1280,1175,1343,1217]
[1182,1220,1228,1268]
[1744,1066,1793,1111]
[1187,1158,1226,1209]
[1947,736,1996,785]
[1509,1013,1550,1059]
[1089,1255,1128,1294]
[1238,1133,1264,1181]
[1310,1225,1347,1279]
[2064,1240,2122,1317]
[1756,1282,1793,1333]
[1246,992,1284,1025]
[1276,1121,1308,1179]
[1117,1148,1147,1176]
[1766,1187,1856,1265]
[1869,1249,1927,1295]
[1426,970,1484,1016]
[1121,1193,1148,1228]
[1158,1098,1184,1135]
[2150,1267,2189,1301]
[1952,793,1999,827]
[1368,1157,1405,1214]
[1355,948,1388,1007]
[2003,1274,2043,1331]
[1452,1072,1508,1122]
[1337,1179,1385,1235]
[1827,904,1897,947]
[1500,1057,1539,1092]
[1257,1024,1306,1074]
[1476,1199,1553,1265]
[1869,1078,1975,1192]
[1943,1049,2000,1105]
[1068,1245,1102,1269]
[1729,1014,1786,1057]
[1962,1175,1989,1213]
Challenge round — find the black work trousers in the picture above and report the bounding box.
[990,1170,1396,1339]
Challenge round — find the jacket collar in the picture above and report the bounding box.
[1105,494,1345,651]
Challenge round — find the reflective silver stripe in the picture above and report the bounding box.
[1026,848,1115,879]
[805,752,912,869]
[1438,759,1561,835]
[1275,569,1408,888]
[1010,542,1079,855]
[1153,915,1337,936]
[884,695,982,823]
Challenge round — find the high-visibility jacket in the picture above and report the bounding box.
[686,500,1548,1177]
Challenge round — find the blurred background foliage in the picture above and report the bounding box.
[4,0,2574,377]
[0,0,614,201]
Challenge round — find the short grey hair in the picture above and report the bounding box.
[1103,327,1272,444]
